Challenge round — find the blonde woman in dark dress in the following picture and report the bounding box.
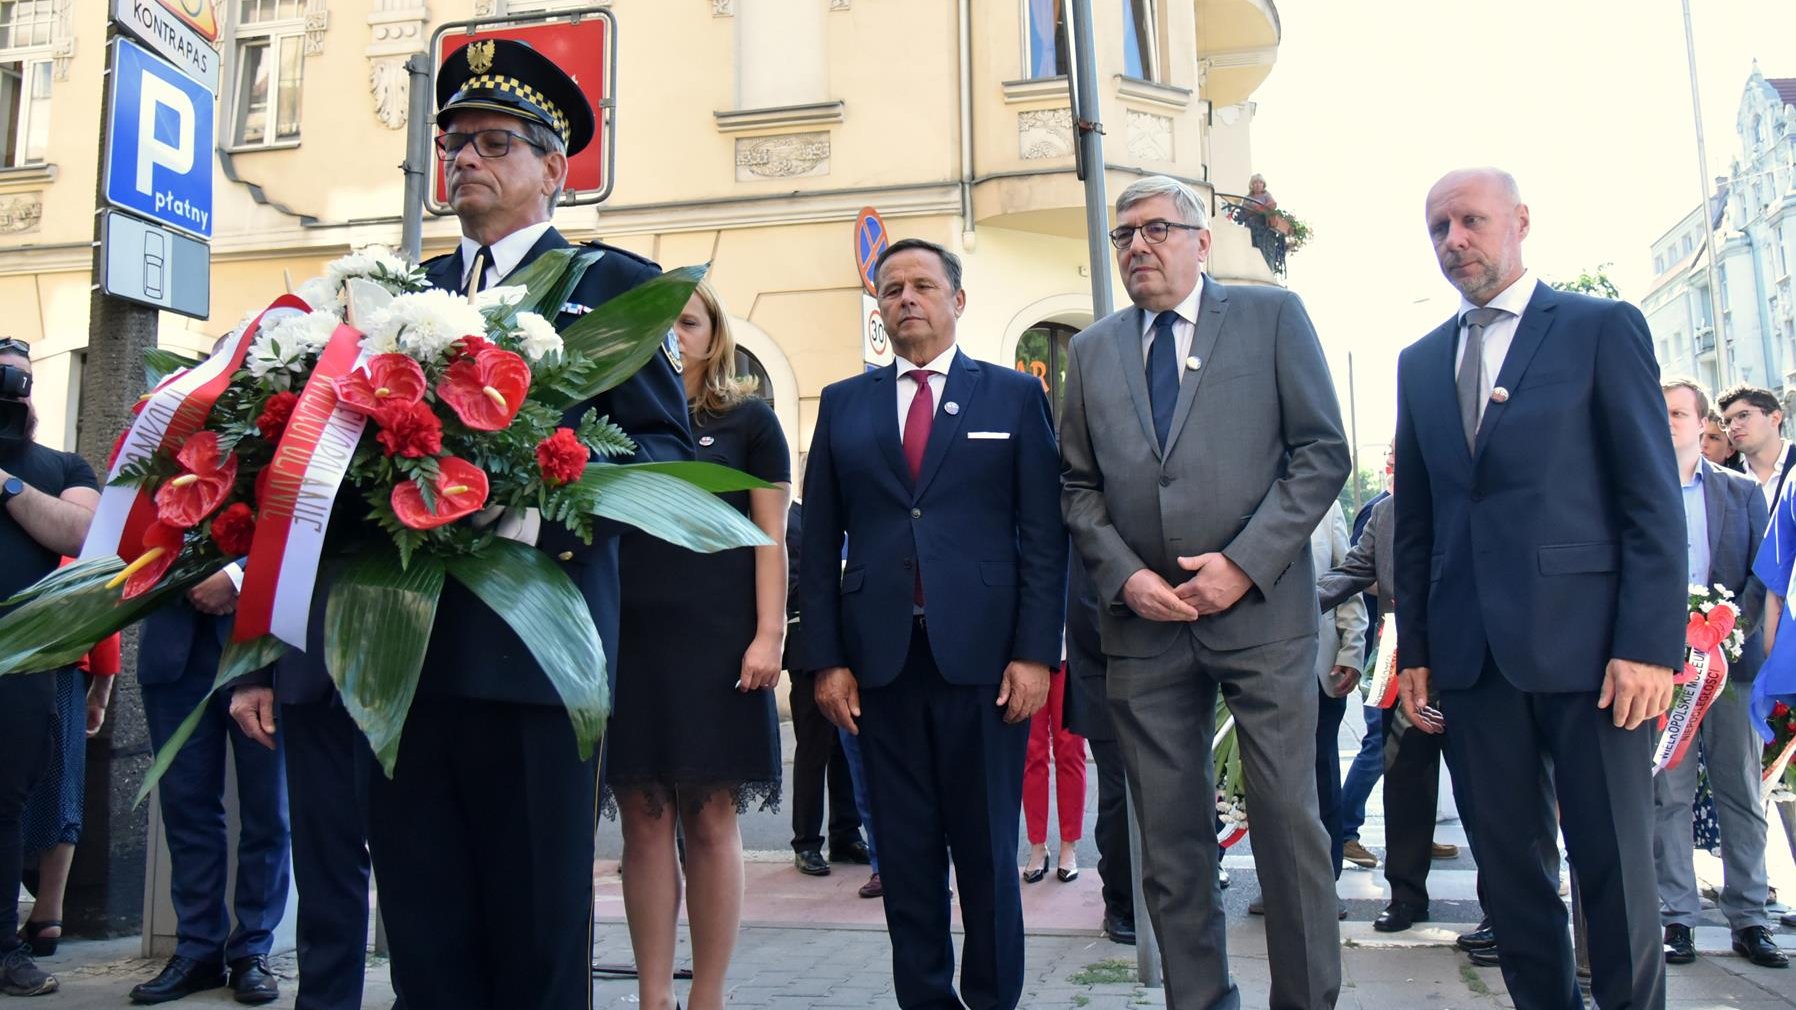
[609,279,789,1010]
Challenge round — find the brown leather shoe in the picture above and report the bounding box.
[1342,840,1377,868]
[1431,842,1459,859]
[858,873,883,899]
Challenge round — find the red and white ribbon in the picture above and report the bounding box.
[1652,646,1730,775]
[1365,613,1401,709]
[232,324,369,647]
[1213,714,1249,848]
[80,297,308,563]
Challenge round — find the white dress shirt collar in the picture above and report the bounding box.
[1137,276,1205,338]
[896,343,960,377]
[1457,269,1538,325]
[459,221,555,291]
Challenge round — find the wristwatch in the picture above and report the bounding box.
[0,475,23,504]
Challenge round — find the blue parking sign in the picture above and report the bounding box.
[104,38,214,239]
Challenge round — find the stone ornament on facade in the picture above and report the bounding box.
[829,0,850,9]
[1018,108,1074,160]
[304,0,330,55]
[50,0,75,81]
[367,0,428,128]
[0,195,44,234]
[1127,109,1172,164]
[713,0,733,16]
[735,132,830,181]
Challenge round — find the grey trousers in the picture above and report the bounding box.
[1107,631,1339,1010]
[1650,681,1771,930]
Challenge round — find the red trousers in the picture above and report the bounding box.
[1023,666,1086,845]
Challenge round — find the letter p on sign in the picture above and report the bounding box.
[136,74,193,196]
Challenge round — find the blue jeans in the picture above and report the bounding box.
[1339,705,1383,842]
[838,727,878,872]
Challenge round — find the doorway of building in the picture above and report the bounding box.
[1014,321,1078,420]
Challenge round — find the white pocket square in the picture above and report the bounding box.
[967,431,1011,440]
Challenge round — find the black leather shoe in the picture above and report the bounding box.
[1218,867,1230,889]
[1373,901,1428,933]
[1103,912,1136,946]
[228,955,280,1005]
[1732,926,1790,968]
[1663,923,1697,965]
[829,839,872,865]
[1467,946,1501,968]
[129,955,226,1004]
[1457,919,1497,952]
[794,849,830,876]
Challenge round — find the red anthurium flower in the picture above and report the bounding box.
[113,521,186,599]
[210,502,257,556]
[390,457,489,530]
[154,431,239,529]
[374,400,444,459]
[437,349,530,431]
[452,334,495,360]
[535,427,588,486]
[1685,613,1723,655]
[256,391,300,441]
[334,354,426,417]
[1707,604,1737,640]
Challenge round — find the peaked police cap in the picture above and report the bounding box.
[435,38,595,156]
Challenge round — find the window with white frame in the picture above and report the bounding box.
[0,0,56,168]
[231,0,307,148]
[1023,0,1068,79]
[1122,0,1158,81]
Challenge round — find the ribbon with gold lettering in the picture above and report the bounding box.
[231,323,369,646]
[80,297,307,563]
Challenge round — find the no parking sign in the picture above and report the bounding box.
[854,207,891,371]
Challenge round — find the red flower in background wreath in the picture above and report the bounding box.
[256,391,300,441]
[334,354,426,417]
[153,431,239,529]
[535,428,588,486]
[390,457,489,530]
[374,400,444,459]
[119,521,186,599]
[436,348,529,431]
[451,334,495,360]
[210,502,257,556]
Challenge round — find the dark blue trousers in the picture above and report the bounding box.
[282,700,376,1010]
[1441,657,1662,1010]
[858,622,1029,1010]
[142,656,290,964]
[1314,687,1348,880]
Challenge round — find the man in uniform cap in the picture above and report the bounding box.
[361,37,692,1010]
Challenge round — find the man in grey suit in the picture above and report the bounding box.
[1060,175,1351,1010]
[1651,379,1786,968]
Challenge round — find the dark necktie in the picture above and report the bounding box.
[903,368,934,605]
[1146,310,1179,449]
[1457,307,1504,451]
[463,245,494,299]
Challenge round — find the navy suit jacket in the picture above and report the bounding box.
[139,604,233,687]
[1393,283,1685,693]
[271,228,693,707]
[1696,458,1769,681]
[798,349,1066,689]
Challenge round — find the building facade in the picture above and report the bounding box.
[0,0,1286,466]
[1645,64,1796,405]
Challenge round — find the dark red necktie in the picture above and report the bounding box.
[903,369,934,604]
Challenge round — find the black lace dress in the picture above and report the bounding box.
[604,396,787,817]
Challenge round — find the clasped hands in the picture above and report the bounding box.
[1121,553,1252,623]
[815,659,1051,736]
[1398,657,1674,735]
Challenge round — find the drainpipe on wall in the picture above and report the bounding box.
[958,0,975,248]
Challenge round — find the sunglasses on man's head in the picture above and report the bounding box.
[0,338,29,355]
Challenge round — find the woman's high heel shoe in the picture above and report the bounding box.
[19,920,60,957]
[1021,854,1050,883]
[1056,863,1080,883]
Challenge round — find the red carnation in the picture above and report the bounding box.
[334,354,426,417]
[119,521,186,599]
[374,400,444,459]
[154,431,239,529]
[436,348,530,431]
[390,456,489,530]
[256,391,300,441]
[535,427,588,487]
[1775,702,1791,719]
[452,335,495,360]
[210,502,257,556]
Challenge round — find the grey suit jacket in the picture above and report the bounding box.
[1696,458,1768,680]
[1319,495,1393,617]
[1060,278,1351,657]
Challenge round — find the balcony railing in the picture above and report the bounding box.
[1217,193,1286,277]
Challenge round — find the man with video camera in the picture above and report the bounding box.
[0,337,100,997]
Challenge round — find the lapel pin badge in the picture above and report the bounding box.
[1186,356,1202,371]
[944,402,960,415]
[1490,387,1510,404]
[698,435,715,446]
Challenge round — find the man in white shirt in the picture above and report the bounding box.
[1718,385,1792,508]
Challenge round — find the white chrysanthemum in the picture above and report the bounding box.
[293,275,342,313]
[513,311,562,361]
[245,309,339,378]
[362,289,488,362]
[473,285,528,311]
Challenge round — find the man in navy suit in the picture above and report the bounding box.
[801,238,1065,1010]
[1394,168,1685,1010]
[345,40,692,1010]
[1650,380,1786,969]
[134,589,289,1006]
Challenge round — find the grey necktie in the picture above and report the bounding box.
[1457,307,1505,451]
